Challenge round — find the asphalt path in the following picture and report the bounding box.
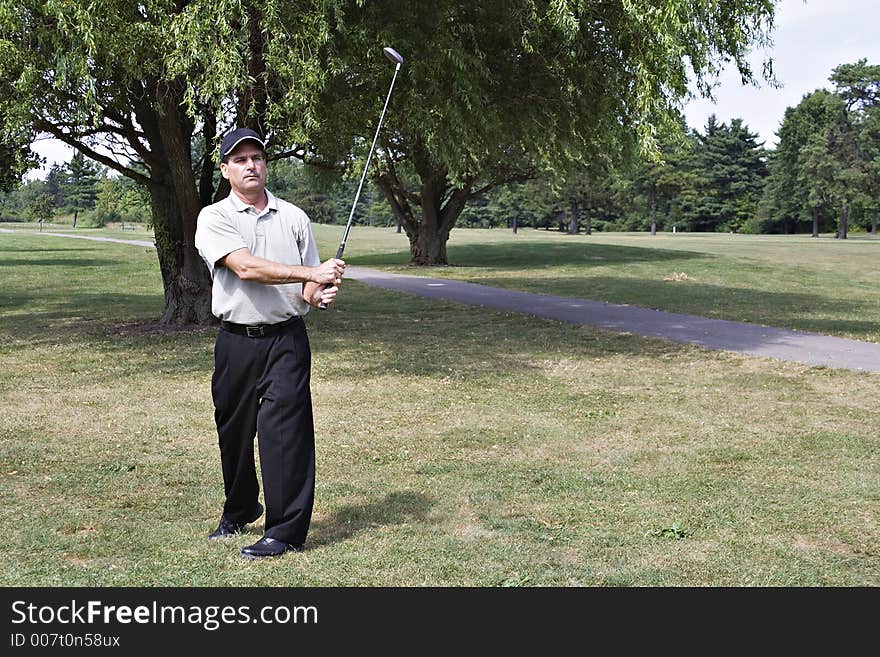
[5,229,879,373]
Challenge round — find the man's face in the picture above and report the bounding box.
[220,142,267,197]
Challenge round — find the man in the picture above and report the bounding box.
[194,127,345,559]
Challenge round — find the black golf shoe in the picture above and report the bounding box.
[240,536,304,559]
[208,503,264,540]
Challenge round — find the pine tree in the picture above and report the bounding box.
[684,116,769,232]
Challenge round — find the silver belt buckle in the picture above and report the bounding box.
[246,325,265,337]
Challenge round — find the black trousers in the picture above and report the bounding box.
[211,317,315,546]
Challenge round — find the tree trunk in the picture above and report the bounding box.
[649,185,657,236]
[568,198,579,234]
[584,191,592,235]
[409,223,450,264]
[872,210,878,237]
[377,145,473,266]
[811,207,818,238]
[838,198,848,239]
[408,173,471,265]
[199,113,219,207]
[148,180,213,324]
[512,215,518,234]
[393,187,469,265]
[146,89,214,325]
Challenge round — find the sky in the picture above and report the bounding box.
[682,0,880,147]
[26,0,880,177]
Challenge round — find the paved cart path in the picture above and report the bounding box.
[5,229,880,373]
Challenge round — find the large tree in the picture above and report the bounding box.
[761,89,843,235]
[1,2,216,322]
[622,118,698,235]
[830,59,880,237]
[681,115,768,232]
[64,152,101,214]
[299,0,777,263]
[762,61,880,238]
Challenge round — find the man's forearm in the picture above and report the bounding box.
[222,250,316,285]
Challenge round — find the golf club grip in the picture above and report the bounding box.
[317,243,346,310]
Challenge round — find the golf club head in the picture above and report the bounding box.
[383,47,404,65]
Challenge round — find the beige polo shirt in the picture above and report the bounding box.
[195,189,321,324]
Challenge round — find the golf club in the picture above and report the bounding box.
[319,46,404,309]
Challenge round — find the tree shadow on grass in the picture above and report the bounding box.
[349,240,705,270]
[0,246,101,253]
[1,293,162,332]
[0,257,118,268]
[306,490,434,549]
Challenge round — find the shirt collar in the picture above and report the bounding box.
[226,189,277,214]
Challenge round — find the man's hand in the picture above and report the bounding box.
[304,258,345,309]
[312,258,345,287]
[309,283,340,309]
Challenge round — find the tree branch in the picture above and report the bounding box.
[34,120,151,186]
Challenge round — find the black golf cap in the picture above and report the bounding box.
[220,128,265,159]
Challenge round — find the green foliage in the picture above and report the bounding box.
[85,174,151,227]
[834,60,880,230]
[266,157,393,226]
[64,152,101,212]
[305,0,777,261]
[760,61,880,237]
[27,191,54,223]
[159,0,779,261]
[679,116,769,232]
[165,0,336,149]
[0,124,37,192]
[460,115,771,236]
[830,58,880,111]
[460,179,562,230]
[44,164,67,207]
[11,179,49,221]
[268,159,341,225]
[0,186,30,221]
[1,152,114,223]
[2,0,782,297]
[20,2,877,278]
[612,117,698,233]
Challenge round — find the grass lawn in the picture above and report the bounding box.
[0,227,878,586]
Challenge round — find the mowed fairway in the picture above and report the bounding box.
[1,227,878,586]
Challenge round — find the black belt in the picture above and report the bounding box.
[220,315,301,338]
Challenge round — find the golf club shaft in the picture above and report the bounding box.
[319,59,402,309]
[337,61,401,258]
